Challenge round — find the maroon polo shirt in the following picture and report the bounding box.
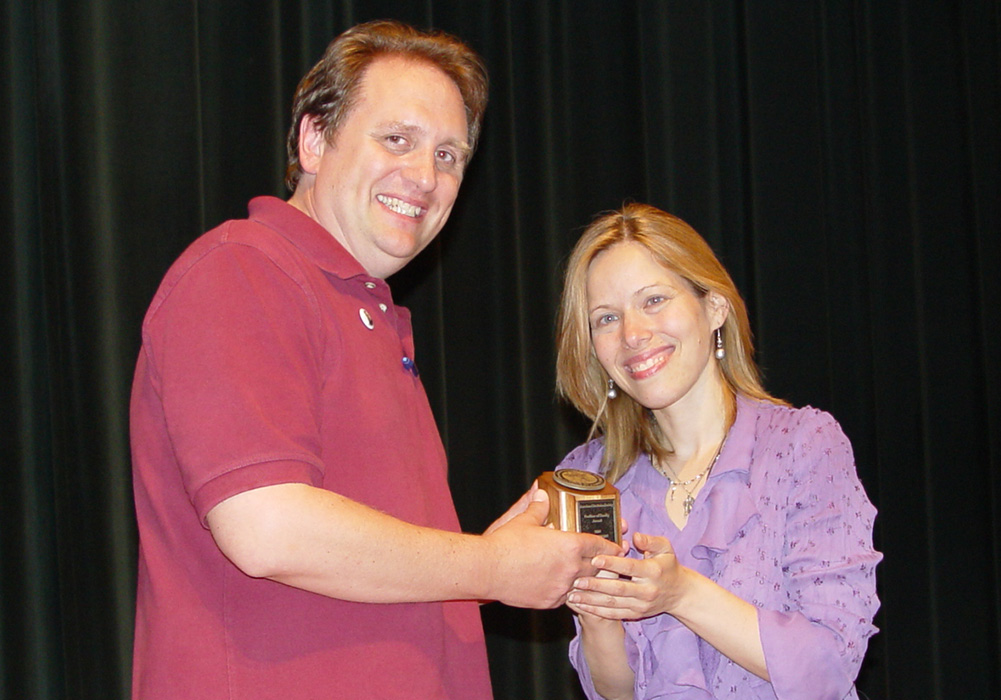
[131,197,491,699]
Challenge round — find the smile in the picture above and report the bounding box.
[377,195,425,218]
[625,348,672,379]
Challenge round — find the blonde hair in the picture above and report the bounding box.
[556,203,785,482]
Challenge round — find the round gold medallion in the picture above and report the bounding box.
[553,469,606,492]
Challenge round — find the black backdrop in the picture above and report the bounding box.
[3,1,999,698]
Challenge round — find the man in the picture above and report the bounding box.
[130,20,620,699]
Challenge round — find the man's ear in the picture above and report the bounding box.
[298,115,328,175]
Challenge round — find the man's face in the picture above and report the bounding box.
[295,55,470,279]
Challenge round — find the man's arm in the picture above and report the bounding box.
[207,483,622,608]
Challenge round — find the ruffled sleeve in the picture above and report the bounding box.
[757,409,881,699]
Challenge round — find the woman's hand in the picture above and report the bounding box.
[567,531,692,620]
[570,532,770,681]
[568,605,635,700]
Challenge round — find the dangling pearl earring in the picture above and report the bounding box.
[607,378,617,399]
[715,328,726,360]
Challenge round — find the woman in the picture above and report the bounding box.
[555,204,880,699]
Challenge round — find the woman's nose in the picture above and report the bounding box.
[621,310,651,348]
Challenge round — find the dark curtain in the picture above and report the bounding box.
[3,1,999,698]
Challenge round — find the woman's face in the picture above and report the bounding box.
[586,241,726,417]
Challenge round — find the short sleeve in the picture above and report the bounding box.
[143,241,327,522]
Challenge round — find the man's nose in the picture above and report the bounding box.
[402,150,437,192]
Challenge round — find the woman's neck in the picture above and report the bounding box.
[653,380,735,466]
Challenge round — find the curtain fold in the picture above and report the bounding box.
[3,1,998,698]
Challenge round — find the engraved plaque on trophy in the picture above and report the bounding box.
[537,469,621,545]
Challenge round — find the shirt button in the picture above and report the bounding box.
[379,303,388,312]
[364,282,376,289]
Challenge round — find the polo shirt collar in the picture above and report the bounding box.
[246,196,377,284]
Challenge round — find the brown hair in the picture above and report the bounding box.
[556,203,785,482]
[285,19,489,190]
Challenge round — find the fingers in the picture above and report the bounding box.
[574,572,632,596]
[519,489,550,525]
[483,485,540,535]
[566,584,637,620]
[568,601,632,621]
[632,531,673,556]
[486,508,627,609]
[576,530,672,581]
[490,489,549,534]
[567,601,623,625]
[582,535,627,562]
[588,552,641,579]
[568,531,687,620]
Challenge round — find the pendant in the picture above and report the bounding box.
[683,494,695,516]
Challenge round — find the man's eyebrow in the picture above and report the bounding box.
[376,120,423,135]
[442,137,472,162]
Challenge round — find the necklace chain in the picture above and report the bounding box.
[655,435,727,517]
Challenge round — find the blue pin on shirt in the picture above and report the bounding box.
[402,356,419,377]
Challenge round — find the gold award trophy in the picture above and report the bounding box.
[538,469,621,545]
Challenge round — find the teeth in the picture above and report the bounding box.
[377,195,423,218]
[628,356,662,374]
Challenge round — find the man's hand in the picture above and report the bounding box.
[482,481,539,536]
[481,489,625,609]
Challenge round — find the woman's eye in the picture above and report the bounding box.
[646,295,666,307]
[592,313,617,328]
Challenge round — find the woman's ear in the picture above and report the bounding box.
[708,291,730,330]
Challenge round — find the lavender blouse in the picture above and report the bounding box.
[563,396,881,700]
